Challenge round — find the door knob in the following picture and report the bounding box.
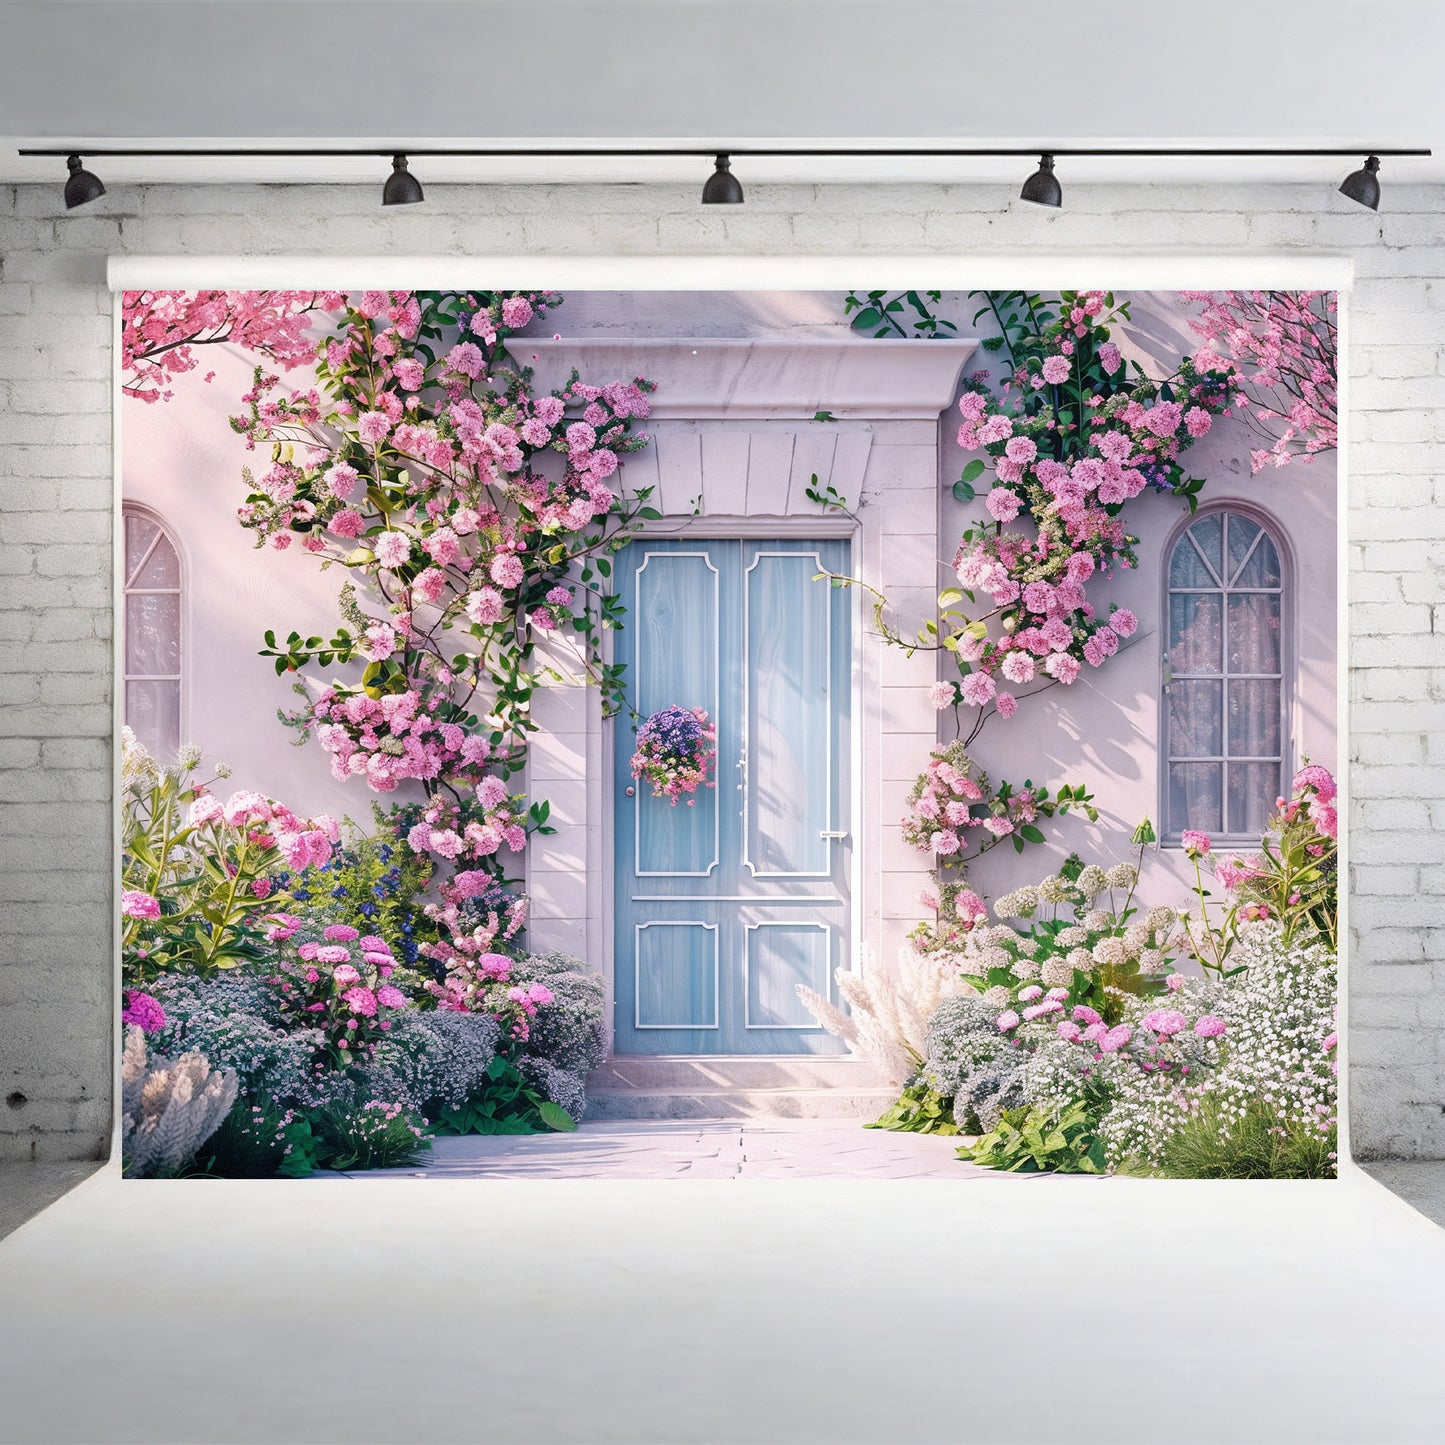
[625,786,635,797]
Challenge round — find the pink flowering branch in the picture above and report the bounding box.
[120,289,347,403]
[1183,289,1337,472]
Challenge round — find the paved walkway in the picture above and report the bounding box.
[323,1118,1082,1180]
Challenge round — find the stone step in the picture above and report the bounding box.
[584,1086,898,1121]
[588,1055,890,1092]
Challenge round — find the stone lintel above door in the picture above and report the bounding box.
[524,337,979,421]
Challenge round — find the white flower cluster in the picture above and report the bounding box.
[1198,921,1337,1136]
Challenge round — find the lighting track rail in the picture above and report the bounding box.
[21,145,1431,211]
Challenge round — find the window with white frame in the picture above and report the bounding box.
[123,506,182,760]
[1164,510,1285,841]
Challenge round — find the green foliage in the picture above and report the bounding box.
[867,1079,960,1135]
[1139,1097,1337,1180]
[190,1097,297,1178]
[310,1101,433,1172]
[120,732,296,982]
[430,1057,578,1136]
[957,1101,1106,1174]
[844,289,958,340]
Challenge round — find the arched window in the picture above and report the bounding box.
[1164,509,1286,842]
[122,505,183,759]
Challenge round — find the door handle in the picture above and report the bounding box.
[820,830,848,840]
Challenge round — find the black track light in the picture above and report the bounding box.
[702,153,744,205]
[1020,153,1062,208]
[63,154,105,209]
[1339,154,1381,210]
[382,153,424,206]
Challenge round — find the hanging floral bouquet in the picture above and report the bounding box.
[630,706,717,806]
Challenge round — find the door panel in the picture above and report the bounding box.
[613,538,851,1055]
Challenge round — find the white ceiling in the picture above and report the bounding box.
[1,0,1442,186]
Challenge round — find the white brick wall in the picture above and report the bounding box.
[1,178,1438,1159]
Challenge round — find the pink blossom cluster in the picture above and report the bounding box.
[1184,290,1337,473]
[121,990,167,1034]
[186,785,339,875]
[309,685,494,794]
[900,745,1035,858]
[272,924,409,1060]
[121,889,162,921]
[120,289,346,403]
[425,946,552,1041]
[943,290,1238,722]
[403,780,529,875]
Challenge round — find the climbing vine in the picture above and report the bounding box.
[218,289,659,968]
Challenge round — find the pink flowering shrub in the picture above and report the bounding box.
[1195,763,1339,962]
[900,742,1095,955]
[270,925,410,1065]
[1184,290,1337,473]
[629,706,717,806]
[121,729,337,981]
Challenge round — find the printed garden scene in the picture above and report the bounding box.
[118,285,1338,1180]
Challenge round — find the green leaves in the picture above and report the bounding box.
[430,1058,578,1135]
[867,1079,960,1135]
[957,1101,1106,1174]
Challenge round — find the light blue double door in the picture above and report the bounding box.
[613,538,851,1055]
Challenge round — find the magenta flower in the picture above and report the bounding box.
[121,890,161,921]
[1194,1015,1227,1038]
[332,964,361,986]
[121,990,166,1034]
[995,1010,1021,1032]
[1181,830,1212,858]
[342,987,378,1017]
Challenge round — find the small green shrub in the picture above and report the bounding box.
[957,1101,1106,1174]
[432,1057,577,1136]
[190,1098,300,1178]
[1142,1097,1337,1179]
[867,1079,959,1135]
[312,1101,433,1171]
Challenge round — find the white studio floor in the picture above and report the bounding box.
[2,1145,1445,1445]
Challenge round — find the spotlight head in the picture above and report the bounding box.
[383,153,425,206]
[702,153,744,205]
[63,154,105,209]
[1020,153,1062,208]
[1339,154,1381,210]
